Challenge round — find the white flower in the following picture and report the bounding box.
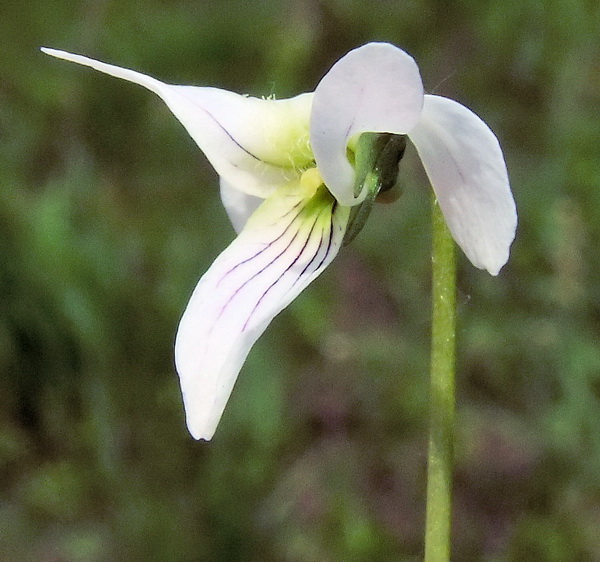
[43,43,516,440]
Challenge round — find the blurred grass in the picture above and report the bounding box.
[1,0,600,560]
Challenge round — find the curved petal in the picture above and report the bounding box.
[175,181,350,440]
[219,178,264,233]
[408,95,517,275]
[310,42,424,206]
[42,48,313,197]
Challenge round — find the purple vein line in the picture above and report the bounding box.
[210,205,311,335]
[215,200,305,290]
[241,208,326,332]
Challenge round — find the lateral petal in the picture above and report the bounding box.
[408,95,517,275]
[42,48,313,197]
[219,178,264,233]
[310,42,424,206]
[174,181,349,440]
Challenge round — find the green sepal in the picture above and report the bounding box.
[343,132,407,245]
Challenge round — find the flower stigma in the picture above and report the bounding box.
[300,167,325,194]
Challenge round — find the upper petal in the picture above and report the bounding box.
[408,95,517,275]
[42,48,313,197]
[310,42,424,206]
[174,180,350,440]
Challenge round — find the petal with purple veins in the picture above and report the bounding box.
[174,179,349,439]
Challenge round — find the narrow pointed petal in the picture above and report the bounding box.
[219,178,264,233]
[175,182,349,440]
[408,95,517,275]
[310,42,424,206]
[42,48,313,197]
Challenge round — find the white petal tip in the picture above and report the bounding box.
[179,391,220,441]
[40,46,165,96]
[469,236,514,276]
[42,48,95,69]
[476,236,515,276]
[41,47,75,60]
[189,429,214,442]
[184,410,218,441]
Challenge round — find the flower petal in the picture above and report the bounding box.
[219,178,264,233]
[310,42,424,206]
[42,48,313,197]
[174,181,349,440]
[408,95,517,275]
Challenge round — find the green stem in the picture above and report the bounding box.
[424,198,457,561]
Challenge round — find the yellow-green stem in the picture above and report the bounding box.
[424,198,456,561]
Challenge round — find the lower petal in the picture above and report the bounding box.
[408,95,517,275]
[175,181,350,440]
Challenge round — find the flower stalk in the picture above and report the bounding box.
[425,197,457,561]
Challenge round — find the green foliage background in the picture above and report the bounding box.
[2,1,600,560]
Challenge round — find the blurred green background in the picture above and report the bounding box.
[2,0,600,560]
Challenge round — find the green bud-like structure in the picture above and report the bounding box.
[343,132,407,245]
